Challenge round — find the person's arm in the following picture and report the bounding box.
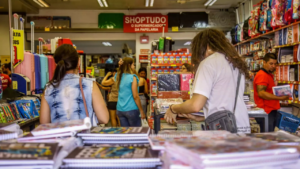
[164,94,207,123]
[132,76,146,119]
[101,72,114,86]
[40,95,51,124]
[144,78,149,94]
[92,81,109,124]
[257,85,289,100]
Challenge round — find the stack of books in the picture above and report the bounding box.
[17,118,91,143]
[247,130,300,145]
[77,127,150,144]
[163,135,300,169]
[62,146,161,168]
[0,142,59,168]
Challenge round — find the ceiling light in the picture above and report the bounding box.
[97,0,104,7]
[33,0,49,7]
[102,42,112,46]
[150,0,154,7]
[145,0,149,7]
[184,42,191,46]
[102,0,108,7]
[204,0,213,6]
[209,0,217,6]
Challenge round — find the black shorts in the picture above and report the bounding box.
[107,102,117,110]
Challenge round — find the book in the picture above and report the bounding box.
[247,131,300,145]
[63,147,160,168]
[290,68,295,81]
[295,85,299,101]
[17,132,74,142]
[77,127,150,137]
[280,66,284,81]
[275,66,280,81]
[0,130,18,141]
[272,85,293,99]
[293,24,299,43]
[31,118,91,136]
[294,45,299,62]
[0,143,58,165]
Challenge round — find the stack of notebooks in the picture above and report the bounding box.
[163,134,300,169]
[62,146,161,169]
[17,118,91,143]
[77,127,150,144]
[0,123,23,141]
[247,130,300,145]
[0,142,59,169]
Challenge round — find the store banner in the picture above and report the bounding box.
[12,29,24,63]
[123,15,168,33]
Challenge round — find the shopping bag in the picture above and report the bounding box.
[141,119,149,127]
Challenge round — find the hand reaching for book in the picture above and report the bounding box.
[164,108,177,124]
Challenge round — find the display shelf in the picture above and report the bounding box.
[278,62,300,66]
[276,81,300,84]
[151,78,157,81]
[274,42,300,48]
[151,64,182,67]
[234,20,300,46]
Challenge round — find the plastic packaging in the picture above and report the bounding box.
[158,74,180,91]
[15,100,39,119]
[155,98,183,113]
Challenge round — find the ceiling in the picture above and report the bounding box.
[0,0,244,13]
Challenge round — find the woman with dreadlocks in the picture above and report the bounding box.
[164,28,250,133]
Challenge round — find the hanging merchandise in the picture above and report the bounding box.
[47,55,56,81]
[275,0,287,26]
[249,6,260,37]
[293,0,299,19]
[284,0,293,23]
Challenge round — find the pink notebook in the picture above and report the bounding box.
[180,74,193,91]
[14,52,35,92]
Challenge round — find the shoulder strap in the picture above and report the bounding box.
[233,71,242,114]
[79,77,89,117]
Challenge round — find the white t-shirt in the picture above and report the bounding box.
[192,52,250,133]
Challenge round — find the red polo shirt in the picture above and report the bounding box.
[253,69,280,114]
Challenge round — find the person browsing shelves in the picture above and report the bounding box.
[253,53,289,132]
[164,28,250,133]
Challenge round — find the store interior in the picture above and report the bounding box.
[0,0,300,168]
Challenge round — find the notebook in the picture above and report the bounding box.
[17,132,74,142]
[0,130,18,141]
[0,143,58,165]
[31,117,91,136]
[63,146,161,168]
[77,127,150,137]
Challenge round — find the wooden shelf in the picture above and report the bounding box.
[278,62,300,66]
[276,81,300,84]
[274,42,300,48]
[151,78,157,81]
[235,20,300,46]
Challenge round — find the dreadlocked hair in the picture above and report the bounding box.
[191,28,250,79]
[117,57,135,89]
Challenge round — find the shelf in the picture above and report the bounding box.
[151,95,157,97]
[278,62,300,66]
[235,20,300,46]
[274,42,300,48]
[151,78,157,81]
[281,100,300,104]
[276,81,300,84]
[151,64,182,67]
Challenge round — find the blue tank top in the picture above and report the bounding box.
[44,74,94,123]
[116,73,139,112]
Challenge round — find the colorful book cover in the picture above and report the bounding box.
[175,54,181,64]
[287,26,293,44]
[294,85,299,101]
[158,54,163,64]
[0,108,7,123]
[163,68,169,74]
[9,104,21,120]
[90,127,149,135]
[163,54,169,64]
[4,106,15,121]
[293,24,299,43]
[151,55,157,64]
[181,54,188,64]
[0,143,57,161]
[2,107,12,122]
[169,54,176,64]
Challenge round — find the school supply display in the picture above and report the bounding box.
[0,130,18,141]
[247,130,300,145]
[17,132,75,143]
[31,117,92,136]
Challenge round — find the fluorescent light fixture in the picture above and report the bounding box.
[97,0,104,7]
[209,0,217,6]
[204,0,213,6]
[103,0,108,7]
[184,42,191,46]
[150,0,154,7]
[145,0,149,7]
[33,0,49,7]
[102,42,112,46]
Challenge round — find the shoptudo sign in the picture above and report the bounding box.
[13,29,24,64]
[123,15,168,33]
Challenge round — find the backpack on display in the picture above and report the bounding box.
[284,0,293,23]
[231,27,237,44]
[293,0,300,19]
[260,0,269,31]
[235,24,240,43]
[275,0,287,26]
[243,17,251,40]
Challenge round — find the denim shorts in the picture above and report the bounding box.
[117,109,141,127]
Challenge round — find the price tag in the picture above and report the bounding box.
[283,81,286,83]
[45,27,50,32]
[171,65,176,67]
[172,27,179,32]
[288,81,291,83]
[295,101,298,103]
[288,100,292,104]
[12,81,18,90]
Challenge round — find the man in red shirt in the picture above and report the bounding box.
[253,53,289,132]
[0,72,11,91]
